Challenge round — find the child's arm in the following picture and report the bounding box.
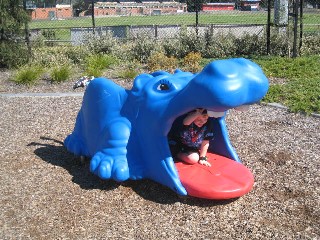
[183,109,204,126]
[199,140,211,167]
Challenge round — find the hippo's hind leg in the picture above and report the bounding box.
[90,118,131,182]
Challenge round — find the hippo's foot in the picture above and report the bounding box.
[64,134,87,157]
[90,150,129,182]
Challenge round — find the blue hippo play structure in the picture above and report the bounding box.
[64,58,269,199]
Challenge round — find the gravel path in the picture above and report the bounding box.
[0,74,319,239]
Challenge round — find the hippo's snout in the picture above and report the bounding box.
[176,58,269,112]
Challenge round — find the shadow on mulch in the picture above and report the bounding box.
[29,136,236,207]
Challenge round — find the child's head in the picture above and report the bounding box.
[194,110,209,127]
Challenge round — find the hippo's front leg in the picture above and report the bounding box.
[90,118,131,182]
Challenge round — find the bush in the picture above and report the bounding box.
[84,54,118,77]
[300,34,320,56]
[147,52,178,73]
[183,52,202,72]
[12,65,44,85]
[50,65,72,83]
[0,41,29,68]
[85,31,120,55]
[202,31,237,58]
[178,27,205,58]
[234,33,266,56]
[64,46,91,65]
[32,46,73,68]
[268,32,290,57]
[162,27,204,59]
[118,65,140,80]
[131,35,161,63]
[162,38,182,58]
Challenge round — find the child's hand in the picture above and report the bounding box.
[198,159,211,167]
[191,108,204,116]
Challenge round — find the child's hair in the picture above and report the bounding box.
[189,108,208,115]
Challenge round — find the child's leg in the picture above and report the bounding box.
[177,151,199,165]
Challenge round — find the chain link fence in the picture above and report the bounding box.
[24,0,320,57]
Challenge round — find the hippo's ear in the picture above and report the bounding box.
[131,73,153,93]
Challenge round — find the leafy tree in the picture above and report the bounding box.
[0,0,29,41]
[0,0,30,68]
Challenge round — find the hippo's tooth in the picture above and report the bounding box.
[235,105,250,111]
[207,110,225,118]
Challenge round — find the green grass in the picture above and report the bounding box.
[51,65,72,82]
[12,65,44,85]
[29,12,319,29]
[254,55,320,114]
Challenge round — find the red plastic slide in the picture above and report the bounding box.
[175,153,254,199]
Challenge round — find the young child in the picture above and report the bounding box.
[168,109,214,167]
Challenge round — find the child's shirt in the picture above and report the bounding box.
[168,114,214,150]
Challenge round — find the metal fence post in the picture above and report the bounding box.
[195,0,199,36]
[267,0,271,55]
[299,0,303,50]
[91,0,96,34]
[292,0,299,57]
[23,0,31,61]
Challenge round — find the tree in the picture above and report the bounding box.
[0,0,30,68]
[0,0,29,41]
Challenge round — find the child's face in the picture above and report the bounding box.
[194,114,209,127]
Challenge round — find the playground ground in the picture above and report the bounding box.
[0,74,319,239]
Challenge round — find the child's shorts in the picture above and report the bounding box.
[169,140,199,157]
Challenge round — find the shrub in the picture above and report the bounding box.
[118,67,139,80]
[50,65,72,83]
[85,31,120,55]
[64,46,91,65]
[162,38,182,58]
[300,34,320,56]
[84,54,118,77]
[268,31,290,57]
[32,46,72,68]
[178,27,205,58]
[202,31,237,58]
[12,65,44,85]
[183,52,202,72]
[111,41,135,62]
[131,35,161,63]
[147,52,178,73]
[0,41,29,68]
[234,33,266,57]
[163,27,205,59]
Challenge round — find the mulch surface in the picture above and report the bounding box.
[0,72,319,239]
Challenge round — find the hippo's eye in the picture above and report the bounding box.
[156,80,171,91]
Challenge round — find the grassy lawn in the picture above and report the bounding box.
[254,55,320,114]
[29,12,319,29]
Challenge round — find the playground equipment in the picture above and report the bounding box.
[64,58,269,199]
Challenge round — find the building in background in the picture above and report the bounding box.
[26,3,72,20]
[90,1,187,16]
[26,0,187,19]
[239,0,261,11]
[202,3,235,11]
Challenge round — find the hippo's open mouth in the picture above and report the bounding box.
[164,104,252,164]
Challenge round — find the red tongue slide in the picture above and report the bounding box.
[175,152,254,199]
